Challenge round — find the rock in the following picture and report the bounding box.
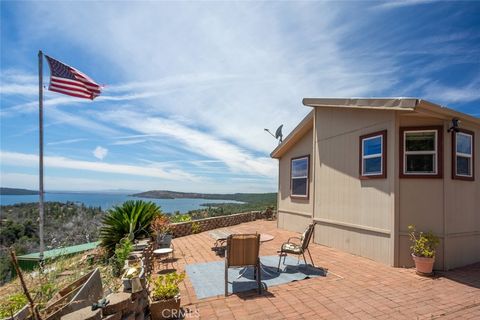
[103,293,132,316]
[60,306,101,320]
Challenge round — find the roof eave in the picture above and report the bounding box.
[302,97,419,110]
[417,99,480,126]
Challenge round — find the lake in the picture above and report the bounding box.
[0,193,243,213]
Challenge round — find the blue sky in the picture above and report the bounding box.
[1,1,479,193]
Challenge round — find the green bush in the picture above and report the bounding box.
[0,293,27,318]
[190,222,201,234]
[408,225,439,258]
[151,272,185,301]
[35,282,58,308]
[169,213,192,223]
[110,238,133,277]
[115,238,133,264]
[100,200,161,254]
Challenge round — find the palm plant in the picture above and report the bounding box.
[100,200,161,254]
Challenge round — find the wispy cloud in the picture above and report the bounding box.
[422,77,480,103]
[0,151,199,181]
[100,109,277,177]
[0,69,37,95]
[111,139,147,146]
[47,107,122,137]
[47,138,87,146]
[373,0,436,10]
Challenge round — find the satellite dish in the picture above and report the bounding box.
[275,125,283,142]
[264,124,284,144]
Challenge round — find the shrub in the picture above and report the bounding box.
[169,213,192,223]
[191,222,201,234]
[151,214,171,235]
[115,238,133,264]
[0,293,27,318]
[408,225,439,258]
[35,282,58,308]
[151,272,185,301]
[100,200,161,254]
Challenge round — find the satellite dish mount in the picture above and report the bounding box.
[264,125,283,144]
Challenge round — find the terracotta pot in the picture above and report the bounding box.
[149,296,181,320]
[412,253,435,275]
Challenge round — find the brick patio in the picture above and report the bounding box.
[156,220,480,319]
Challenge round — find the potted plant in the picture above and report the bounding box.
[149,272,185,320]
[408,225,439,275]
[151,215,173,248]
[122,264,145,292]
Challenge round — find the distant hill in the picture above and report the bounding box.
[132,190,277,218]
[0,187,38,195]
[132,190,276,202]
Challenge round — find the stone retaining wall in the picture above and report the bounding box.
[169,211,266,238]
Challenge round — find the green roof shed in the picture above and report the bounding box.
[16,241,100,271]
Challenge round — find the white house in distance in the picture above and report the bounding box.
[271,98,479,270]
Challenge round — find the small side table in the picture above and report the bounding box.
[153,248,174,271]
[260,233,274,243]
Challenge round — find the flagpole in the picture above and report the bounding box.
[38,50,45,264]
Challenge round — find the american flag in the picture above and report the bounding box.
[45,55,102,100]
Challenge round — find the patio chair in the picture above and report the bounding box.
[277,222,315,271]
[225,234,261,296]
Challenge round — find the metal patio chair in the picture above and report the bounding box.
[277,222,316,271]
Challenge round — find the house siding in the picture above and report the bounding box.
[277,127,314,233]
[397,114,480,270]
[444,122,480,270]
[314,107,396,265]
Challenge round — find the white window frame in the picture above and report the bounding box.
[403,129,438,175]
[361,134,383,176]
[455,132,473,178]
[291,156,309,198]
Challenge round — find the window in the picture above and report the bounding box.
[400,126,443,178]
[291,155,309,198]
[359,130,387,178]
[452,129,474,180]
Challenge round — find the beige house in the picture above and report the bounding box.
[271,98,479,270]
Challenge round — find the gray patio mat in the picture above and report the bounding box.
[185,255,327,299]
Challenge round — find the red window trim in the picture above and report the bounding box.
[452,128,475,181]
[290,155,310,199]
[359,130,387,179]
[399,126,443,179]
